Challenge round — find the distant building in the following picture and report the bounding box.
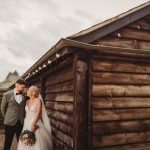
[0,71,20,89]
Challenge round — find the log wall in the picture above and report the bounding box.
[93,15,150,50]
[43,56,74,150]
[91,15,150,149]
[90,57,150,150]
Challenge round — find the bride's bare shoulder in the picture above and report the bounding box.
[35,98,42,105]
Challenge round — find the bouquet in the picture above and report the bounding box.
[19,129,36,146]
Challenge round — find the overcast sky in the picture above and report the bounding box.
[0,0,148,81]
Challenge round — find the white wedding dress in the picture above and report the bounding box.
[17,99,53,150]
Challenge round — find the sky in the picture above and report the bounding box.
[0,0,148,81]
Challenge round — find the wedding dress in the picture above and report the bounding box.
[17,97,53,150]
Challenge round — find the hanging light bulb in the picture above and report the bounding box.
[137,25,141,30]
[117,33,121,38]
[48,60,52,64]
[39,67,42,70]
[43,64,46,68]
[56,53,60,58]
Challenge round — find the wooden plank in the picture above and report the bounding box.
[50,118,73,137]
[93,59,150,73]
[45,101,73,114]
[45,64,73,86]
[52,126,73,148]
[93,85,150,97]
[45,92,73,102]
[96,37,136,49]
[92,131,150,148]
[45,80,73,93]
[93,108,150,121]
[92,97,150,108]
[93,72,150,85]
[47,109,73,125]
[100,142,150,150]
[96,36,150,50]
[92,119,150,135]
[53,136,73,150]
[128,18,150,31]
[138,40,150,50]
[112,28,150,41]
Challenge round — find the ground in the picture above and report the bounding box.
[0,127,17,150]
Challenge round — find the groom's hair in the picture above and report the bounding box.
[16,78,27,86]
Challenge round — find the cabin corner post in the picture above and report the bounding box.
[73,52,89,150]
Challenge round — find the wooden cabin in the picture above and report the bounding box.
[22,2,150,150]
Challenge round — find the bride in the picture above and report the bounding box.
[17,85,53,150]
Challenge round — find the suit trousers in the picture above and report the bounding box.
[3,120,23,150]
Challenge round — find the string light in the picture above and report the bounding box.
[27,51,66,77]
[137,25,141,30]
[48,60,52,64]
[56,53,60,58]
[117,33,121,38]
[43,64,46,68]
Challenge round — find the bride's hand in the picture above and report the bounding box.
[31,124,36,133]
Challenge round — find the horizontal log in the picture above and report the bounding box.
[53,136,73,150]
[50,118,73,137]
[93,108,150,121]
[45,92,73,102]
[93,72,150,85]
[52,126,73,148]
[45,80,73,93]
[93,85,150,97]
[92,131,150,148]
[45,101,73,113]
[92,97,150,108]
[92,119,150,135]
[96,36,150,50]
[47,109,73,125]
[112,28,150,41]
[96,142,150,150]
[128,19,150,31]
[93,59,150,73]
[96,37,136,49]
[138,40,150,50]
[45,64,73,86]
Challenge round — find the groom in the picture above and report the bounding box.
[1,79,27,150]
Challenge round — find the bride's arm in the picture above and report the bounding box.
[31,99,42,132]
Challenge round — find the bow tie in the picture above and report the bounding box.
[16,92,22,95]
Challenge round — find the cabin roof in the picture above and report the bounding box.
[68,1,150,43]
[21,2,150,79]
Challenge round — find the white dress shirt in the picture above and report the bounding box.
[14,89,23,104]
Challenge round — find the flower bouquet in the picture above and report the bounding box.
[19,129,36,146]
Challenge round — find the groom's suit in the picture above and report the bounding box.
[1,89,27,150]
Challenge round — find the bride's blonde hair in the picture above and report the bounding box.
[29,85,39,98]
